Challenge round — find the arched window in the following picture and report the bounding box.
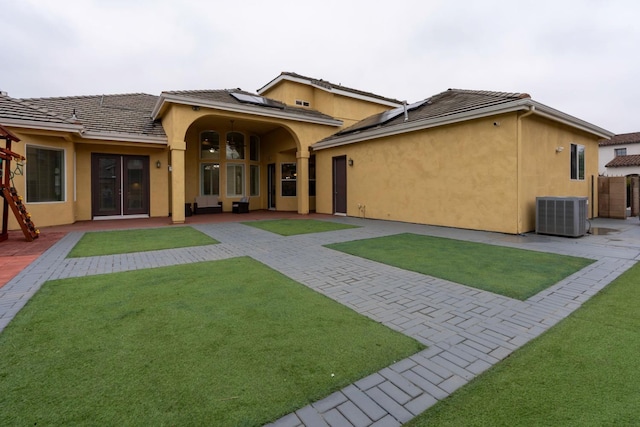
[200,131,220,160]
[226,132,245,160]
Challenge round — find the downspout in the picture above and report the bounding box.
[516,105,535,234]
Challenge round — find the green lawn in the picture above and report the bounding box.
[407,261,640,426]
[326,233,594,300]
[67,226,218,257]
[0,257,424,426]
[243,219,359,236]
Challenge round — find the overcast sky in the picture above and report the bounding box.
[2,0,638,134]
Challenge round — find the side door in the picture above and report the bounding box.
[332,156,347,215]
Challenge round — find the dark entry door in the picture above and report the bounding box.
[267,163,276,210]
[92,154,149,217]
[333,156,347,214]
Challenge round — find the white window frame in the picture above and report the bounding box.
[200,163,220,196]
[281,162,297,197]
[570,143,585,181]
[226,132,245,160]
[200,130,220,160]
[25,144,66,203]
[226,163,245,197]
[614,148,627,157]
[250,164,260,197]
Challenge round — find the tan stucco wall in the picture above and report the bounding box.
[6,132,76,229]
[1,127,169,230]
[314,112,603,234]
[519,116,600,231]
[261,80,396,127]
[261,81,314,109]
[314,114,521,234]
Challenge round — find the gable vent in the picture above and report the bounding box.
[536,197,588,237]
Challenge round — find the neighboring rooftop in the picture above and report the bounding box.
[605,154,640,168]
[599,131,640,146]
[257,72,403,107]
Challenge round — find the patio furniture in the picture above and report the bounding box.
[232,197,250,213]
[193,195,223,214]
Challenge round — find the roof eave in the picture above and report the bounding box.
[312,99,615,150]
[529,100,614,139]
[153,93,343,127]
[0,118,84,134]
[81,131,168,145]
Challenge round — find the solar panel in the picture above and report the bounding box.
[337,99,429,135]
[230,92,285,109]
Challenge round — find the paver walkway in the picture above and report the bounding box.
[1,216,639,426]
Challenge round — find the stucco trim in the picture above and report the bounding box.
[152,94,343,127]
[312,99,614,150]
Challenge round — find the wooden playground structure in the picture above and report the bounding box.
[0,124,39,242]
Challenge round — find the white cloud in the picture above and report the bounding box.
[1,0,639,132]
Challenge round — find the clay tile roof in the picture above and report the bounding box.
[599,131,640,146]
[327,88,529,139]
[21,93,165,138]
[162,88,339,122]
[0,92,75,125]
[605,154,640,168]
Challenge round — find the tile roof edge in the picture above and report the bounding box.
[21,92,157,101]
[0,93,81,126]
[605,153,640,167]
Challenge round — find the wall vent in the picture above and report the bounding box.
[536,197,588,237]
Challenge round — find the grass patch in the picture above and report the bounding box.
[0,257,423,426]
[326,233,593,300]
[407,261,640,426]
[243,219,359,236]
[67,226,218,257]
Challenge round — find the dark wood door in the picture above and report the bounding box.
[333,156,347,214]
[92,154,149,217]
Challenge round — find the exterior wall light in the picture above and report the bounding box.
[156,160,161,168]
[348,158,354,166]
[556,146,564,153]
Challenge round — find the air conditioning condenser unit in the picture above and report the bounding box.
[536,197,588,237]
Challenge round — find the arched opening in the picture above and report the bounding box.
[181,115,304,213]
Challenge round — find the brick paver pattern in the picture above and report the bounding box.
[1,217,638,426]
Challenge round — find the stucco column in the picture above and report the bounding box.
[296,150,310,215]
[170,146,186,224]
